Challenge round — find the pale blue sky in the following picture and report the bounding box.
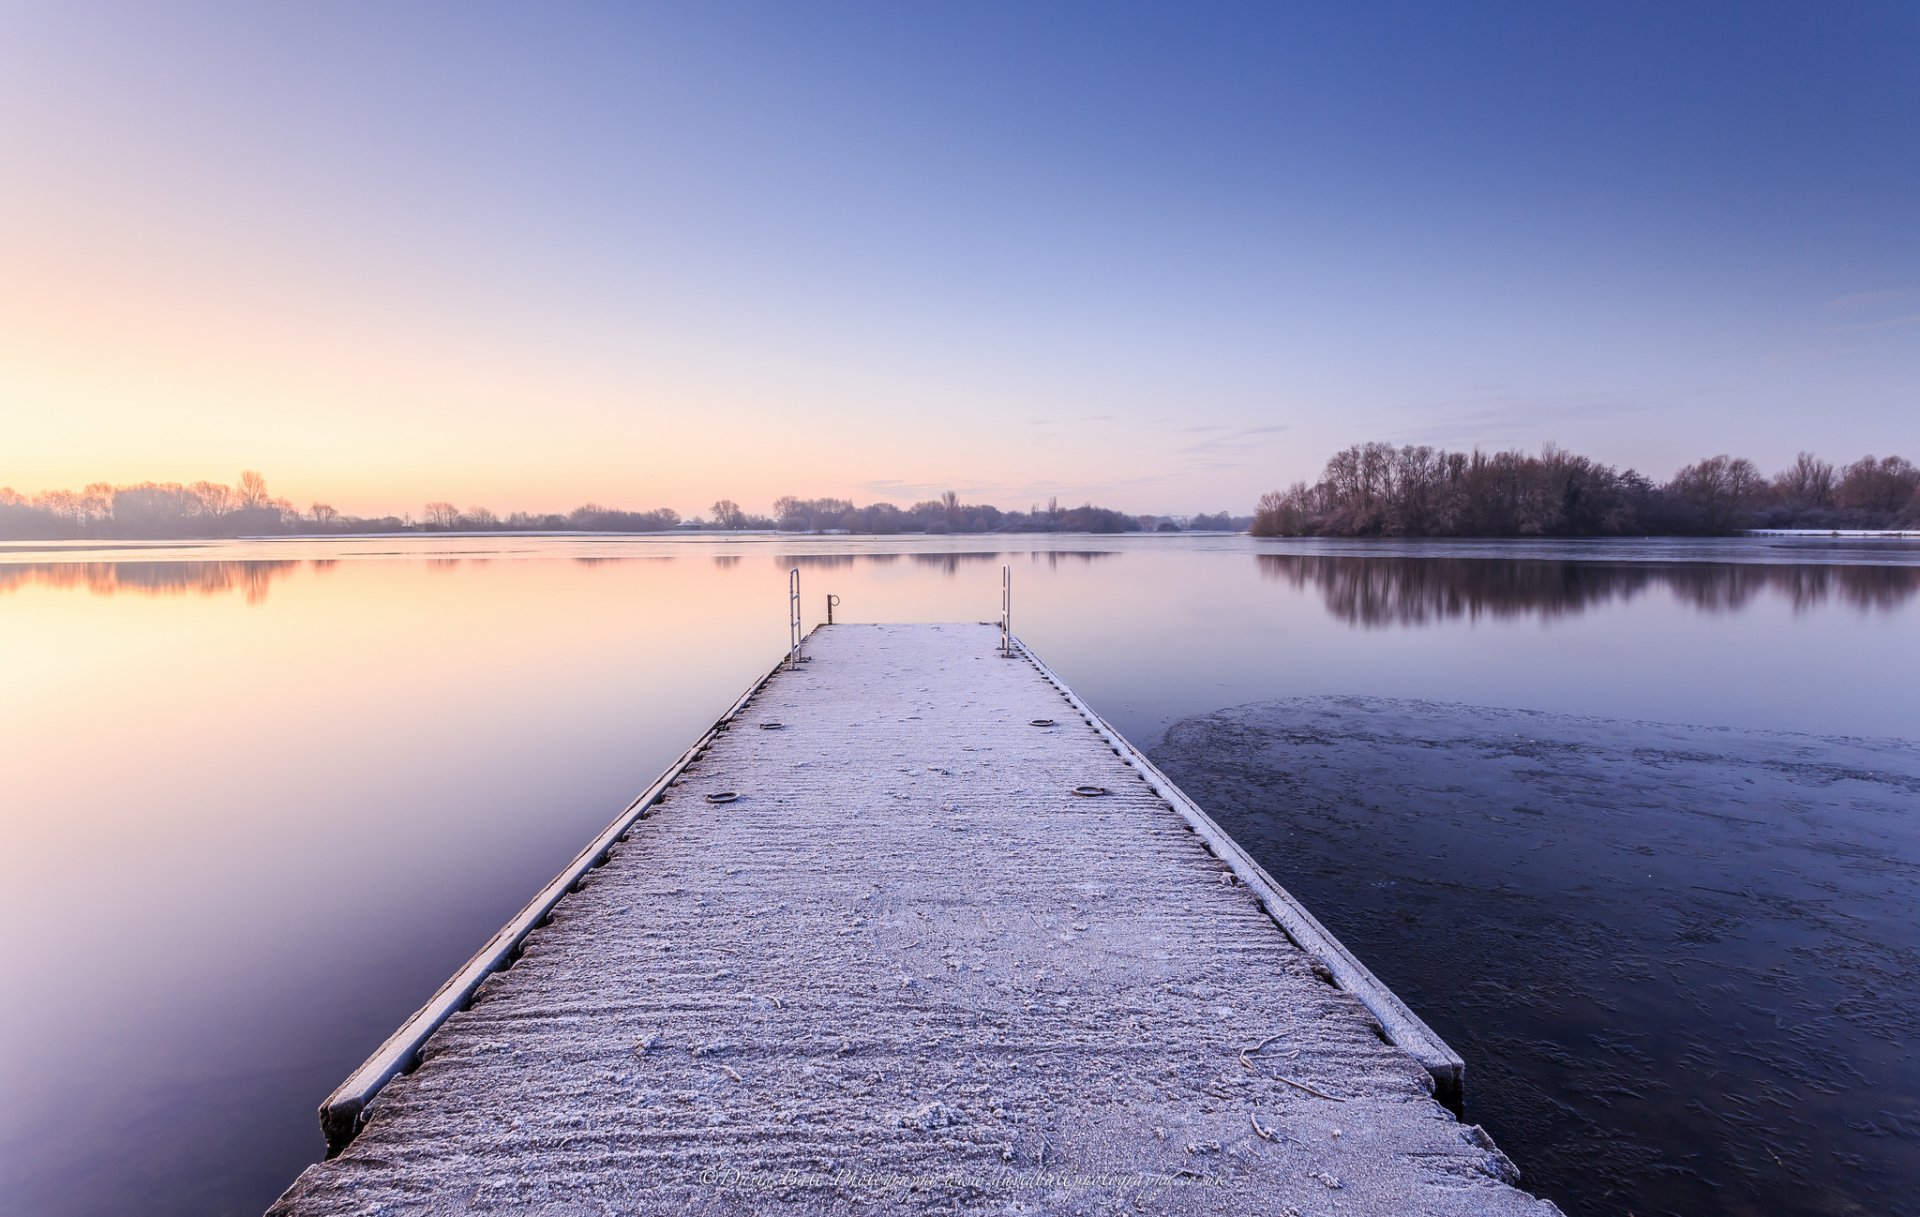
[2,1,1914,514]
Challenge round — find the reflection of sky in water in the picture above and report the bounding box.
[0,535,1915,1216]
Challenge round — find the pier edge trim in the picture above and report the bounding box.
[315,632,814,1154]
[1012,635,1467,1110]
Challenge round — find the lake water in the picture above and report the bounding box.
[1,533,1914,1216]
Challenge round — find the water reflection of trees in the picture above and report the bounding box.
[573,555,674,567]
[776,554,859,570]
[911,552,1001,576]
[769,552,1121,576]
[1028,551,1117,570]
[767,551,1119,576]
[1256,554,1920,626]
[0,561,302,604]
[1667,563,1920,613]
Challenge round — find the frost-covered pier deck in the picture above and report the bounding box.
[272,623,1553,1215]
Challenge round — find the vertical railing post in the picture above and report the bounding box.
[826,593,840,625]
[788,568,803,669]
[1000,565,1012,657]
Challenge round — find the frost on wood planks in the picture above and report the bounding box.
[270,622,1558,1216]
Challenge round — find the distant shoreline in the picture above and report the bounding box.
[9,526,1920,548]
[1746,528,1920,538]
[0,527,1251,548]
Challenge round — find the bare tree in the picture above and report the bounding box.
[1838,455,1920,513]
[1251,485,1315,536]
[1773,452,1836,507]
[194,480,236,517]
[710,499,746,529]
[310,503,338,528]
[423,501,460,529]
[237,470,270,510]
[1667,455,1767,532]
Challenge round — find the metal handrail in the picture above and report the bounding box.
[1000,565,1012,656]
[788,567,804,669]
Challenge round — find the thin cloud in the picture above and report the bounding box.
[1821,312,1920,334]
[1376,390,1650,447]
[853,476,1156,504]
[1816,287,1920,333]
[1177,424,1292,456]
[852,478,986,502]
[1821,287,1916,313]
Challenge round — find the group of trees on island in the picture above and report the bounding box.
[0,472,1244,540]
[1252,444,1920,538]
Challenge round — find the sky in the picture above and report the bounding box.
[1,0,1915,518]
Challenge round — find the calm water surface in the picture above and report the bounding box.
[0,534,1914,1216]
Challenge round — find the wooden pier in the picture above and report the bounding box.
[270,623,1556,1215]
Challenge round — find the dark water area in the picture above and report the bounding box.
[1154,700,1920,1217]
[1,534,1915,1216]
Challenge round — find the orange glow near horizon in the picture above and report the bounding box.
[0,251,1189,519]
[0,181,1194,517]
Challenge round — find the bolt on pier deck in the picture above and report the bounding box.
[270,623,1557,1215]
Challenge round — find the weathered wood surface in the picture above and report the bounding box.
[271,623,1556,1215]
[315,659,785,1152]
[1015,639,1467,1103]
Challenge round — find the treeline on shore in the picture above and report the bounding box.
[0,474,1244,540]
[1252,445,1920,538]
[756,495,1239,535]
[14,447,1913,542]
